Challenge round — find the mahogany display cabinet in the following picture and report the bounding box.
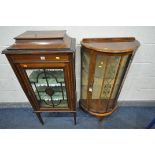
[2,31,76,125]
[80,37,140,118]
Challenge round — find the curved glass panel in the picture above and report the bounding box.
[92,54,107,99]
[111,55,129,99]
[81,50,129,101]
[100,56,120,99]
[92,54,128,100]
[81,51,90,99]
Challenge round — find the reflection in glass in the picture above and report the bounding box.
[26,69,68,108]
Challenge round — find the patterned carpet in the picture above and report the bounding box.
[0,106,155,129]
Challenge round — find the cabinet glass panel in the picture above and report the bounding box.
[26,68,68,108]
[81,51,90,99]
[111,55,129,99]
[92,55,128,99]
[92,54,129,100]
[81,52,130,101]
[97,55,120,99]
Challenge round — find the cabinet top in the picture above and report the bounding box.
[15,31,66,40]
[81,37,140,54]
[2,31,75,54]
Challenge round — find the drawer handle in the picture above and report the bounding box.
[56,56,60,60]
[40,56,46,60]
[23,64,27,68]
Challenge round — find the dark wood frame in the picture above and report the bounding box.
[2,31,76,125]
[80,37,140,118]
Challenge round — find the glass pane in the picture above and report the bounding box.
[81,51,90,99]
[92,55,121,99]
[26,68,68,108]
[112,55,129,99]
[92,54,108,99]
[100,56,121,99]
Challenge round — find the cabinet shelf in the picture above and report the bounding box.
[29,70,65,84]
[40,100,68,108]
[35,83,65,87]
[36,85,66,92]
[36,92,67,101]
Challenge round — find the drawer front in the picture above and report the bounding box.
[11,54,70,63]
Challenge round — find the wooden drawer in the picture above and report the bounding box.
[11,54,69,63]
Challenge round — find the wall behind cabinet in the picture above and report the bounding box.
[0,26,155,104]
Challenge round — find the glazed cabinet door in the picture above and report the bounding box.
[16,62,73,111]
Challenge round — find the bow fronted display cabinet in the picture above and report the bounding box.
[80,37,140,118]
[2,31,76,124]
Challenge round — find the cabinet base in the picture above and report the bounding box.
[79,99,117,118]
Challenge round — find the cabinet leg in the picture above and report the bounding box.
[73,112,76,125]
[99,117,104,122]
[36,113,44,125]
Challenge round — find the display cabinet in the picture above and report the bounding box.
[80,37,140,118]
[2,31,76,124]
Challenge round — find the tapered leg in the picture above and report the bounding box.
[98,117,104,122]
[36,113,44,125]
[73,112,76,125]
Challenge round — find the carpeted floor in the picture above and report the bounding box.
[0,106,155,129]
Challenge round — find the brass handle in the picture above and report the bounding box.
[88,87,93,92]
[56,56,60,60]
[23,64,27,68]
[40,56,46,60]
[88,81,94,92]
